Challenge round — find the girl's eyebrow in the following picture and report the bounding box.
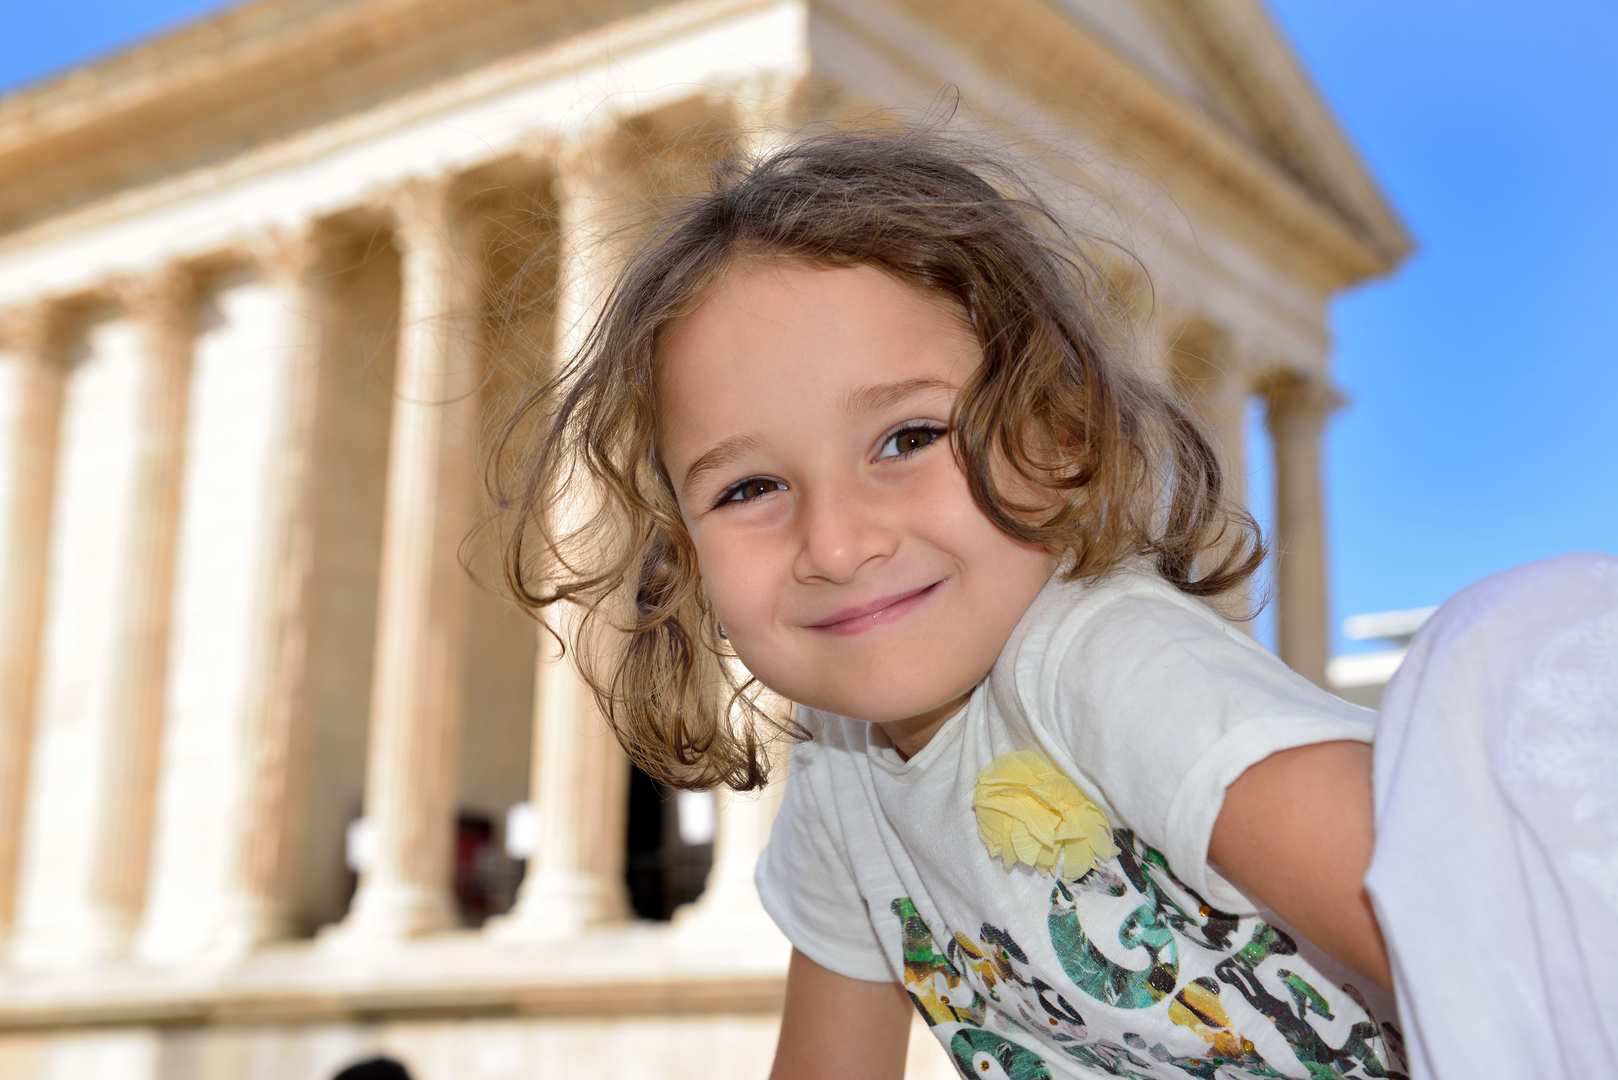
[682,432,766,498]
[839,375,957,415]
[680,377,955,499]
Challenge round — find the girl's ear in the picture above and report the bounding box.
[1050,425,1097,470]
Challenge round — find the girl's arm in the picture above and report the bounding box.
[770,948,913,1080]
[1208,740,1392,992]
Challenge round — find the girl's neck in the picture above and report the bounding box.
[877,690,973,760]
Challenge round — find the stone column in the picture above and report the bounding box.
[1166,320,1250,501]
[0,305,66,948]
[1168,323,1254,618]
[676,688,790,938]
[212,229,330,953]
[1194,363,1248,510]
[1266,376,1338,687]
[491,622,631,937]
[338,178,484,940]
[490,149,632,939]
[690,785,781,916]
[77,269,197,956]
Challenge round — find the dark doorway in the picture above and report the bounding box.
[624,767,714,920]
[454,811,521,925]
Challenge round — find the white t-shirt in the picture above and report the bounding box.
[757,568,1404,1078]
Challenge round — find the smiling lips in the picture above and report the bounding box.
[805,581,943,636]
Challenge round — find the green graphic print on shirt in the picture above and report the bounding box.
[891,830,1406,1080]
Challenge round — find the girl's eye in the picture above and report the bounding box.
[877,424,946,460]
[717,477,786,507]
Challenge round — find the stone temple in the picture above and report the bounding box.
[0,0,1407,1075]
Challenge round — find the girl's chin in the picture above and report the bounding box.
[744,655,974,724]
[814,692,968,728]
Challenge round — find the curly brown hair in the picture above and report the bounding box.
[489,124,1264,791]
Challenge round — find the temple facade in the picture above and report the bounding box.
[0,0,1407,1076]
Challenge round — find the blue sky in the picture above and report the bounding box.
[1264,0,1618,650]
[4,1,1614,656]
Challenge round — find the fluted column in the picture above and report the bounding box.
[0,306,66,950]
[690,786,780,916]
[212,229,330,953]
[75,270,198,957]
[1168,324,1254,618]
[491,148,632,939]
[491,622,631,937]
[677,689,789,938]
[339,178,484,940]
[1267,376,1338,687]
[1196,364,1248,510]
[1166,321,1250,503]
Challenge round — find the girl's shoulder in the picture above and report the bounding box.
[1002,563,1247,667]
[990,563,1366,734]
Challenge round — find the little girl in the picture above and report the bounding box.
[492,127,1616,1079]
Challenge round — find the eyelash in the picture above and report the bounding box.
[876,422,947,460]
[711,423,948,509]
[715,476,786,508]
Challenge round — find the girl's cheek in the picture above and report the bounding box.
[695,538,776,640]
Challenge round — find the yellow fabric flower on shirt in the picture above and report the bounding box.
[973,751,1118,877]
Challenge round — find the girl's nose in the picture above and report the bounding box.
[791,484,897,585]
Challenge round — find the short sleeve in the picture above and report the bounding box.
[755,735,896,983]
[1001,574,1374,913]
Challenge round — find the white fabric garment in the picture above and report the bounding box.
[1366,552,1618,1079]
[758,567,1401,1078]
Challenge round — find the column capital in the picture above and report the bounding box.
[1264,374,1345,444]
[384,175,475,252]
[551,128,641,205]
[110,265,198,329]
[0,300,69,362]
[1167,316,1251,395]
[251,223,329,282]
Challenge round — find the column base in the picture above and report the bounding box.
[673,871,782,944]
[323,879,460,946]
[486,871,630,940]
[207,896,300,959]
[9,904,136,968]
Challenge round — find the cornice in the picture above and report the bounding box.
[0,0,670,234]
[0,0,1408,291]
[0,0,626,143]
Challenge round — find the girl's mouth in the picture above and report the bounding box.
[804,581,943,636]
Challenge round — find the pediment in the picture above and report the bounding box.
[1054,0,1410,267]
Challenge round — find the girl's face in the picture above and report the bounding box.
[657,262,1057,757]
